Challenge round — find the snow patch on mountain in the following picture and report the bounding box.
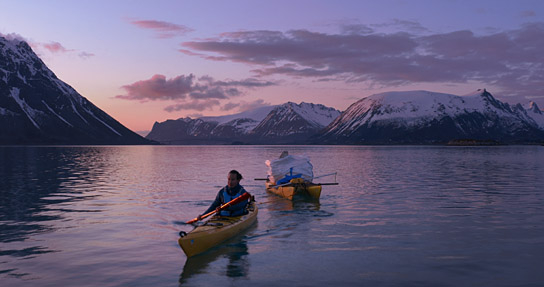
[288,102,341,127]
[42,100,73,127]
[214,118,260,134]
[10,87,42,129]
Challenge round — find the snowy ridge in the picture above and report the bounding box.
[321,89,544,144]
[0,35,51,79]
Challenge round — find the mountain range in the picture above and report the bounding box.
[0,35,151,144]
[147,89,544,145]
[317,90,544,144]
[146,102,341,144]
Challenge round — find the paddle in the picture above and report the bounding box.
[185,192,251,224]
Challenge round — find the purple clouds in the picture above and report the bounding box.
[117,74,195,101]
[129,19,193,38]
[39,41,95,59]
[116,74,275,112]
[180,23,544,100]
[42,41,72,53]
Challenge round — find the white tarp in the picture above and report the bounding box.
[265,154,314,184]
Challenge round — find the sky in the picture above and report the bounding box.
[1,0,544,134]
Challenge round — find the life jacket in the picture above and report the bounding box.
[220,185,248,216]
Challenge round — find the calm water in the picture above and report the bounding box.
[1,145,543,287]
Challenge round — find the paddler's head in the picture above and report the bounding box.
[227,170,243,189]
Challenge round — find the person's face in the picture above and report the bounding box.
[227,173,240,188]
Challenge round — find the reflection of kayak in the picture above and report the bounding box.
[178,201,258,257]
[266,178,322,200]
[180,239,250,283]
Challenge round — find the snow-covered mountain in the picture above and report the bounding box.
[0,35,151,144]
[318,89,544,144]
[250,102,341,139]
[146,102,341,144]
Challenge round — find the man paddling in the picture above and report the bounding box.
[197,170,250,220]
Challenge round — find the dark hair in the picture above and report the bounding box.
[229,170,243,180]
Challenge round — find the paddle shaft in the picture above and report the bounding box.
[186,192,251,224]
[268,182,339,187]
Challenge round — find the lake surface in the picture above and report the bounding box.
[1,145,543,286]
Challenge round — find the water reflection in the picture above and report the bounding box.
[264,194,336,220]
[0,146,110,277]
[178,229,253,285]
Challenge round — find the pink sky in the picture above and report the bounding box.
[1,0,543,134]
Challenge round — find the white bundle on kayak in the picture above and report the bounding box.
[266,154,314,184]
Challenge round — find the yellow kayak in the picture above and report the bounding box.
[178,201,258,257]
[266,178,322,200]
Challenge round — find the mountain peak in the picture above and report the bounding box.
[249,101,340,138]
[1,33,151,144]
[528,101,542,115]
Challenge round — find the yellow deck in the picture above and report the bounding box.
[178,202,257,257]
[266,178,322,200]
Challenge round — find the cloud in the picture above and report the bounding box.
[340,24,374,35]
[165,99,221,112]
[129,19,194,38]
[221,99,270,112]
[116,74,195,101]
[37,41,95,59]
[78,51,95,59]
[116,74,275,112]
[371,19,431,34]
[43,41,72,53]
[180,22,544,101]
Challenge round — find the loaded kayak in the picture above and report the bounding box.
[266,177,322,200]
[179,200,257,257]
